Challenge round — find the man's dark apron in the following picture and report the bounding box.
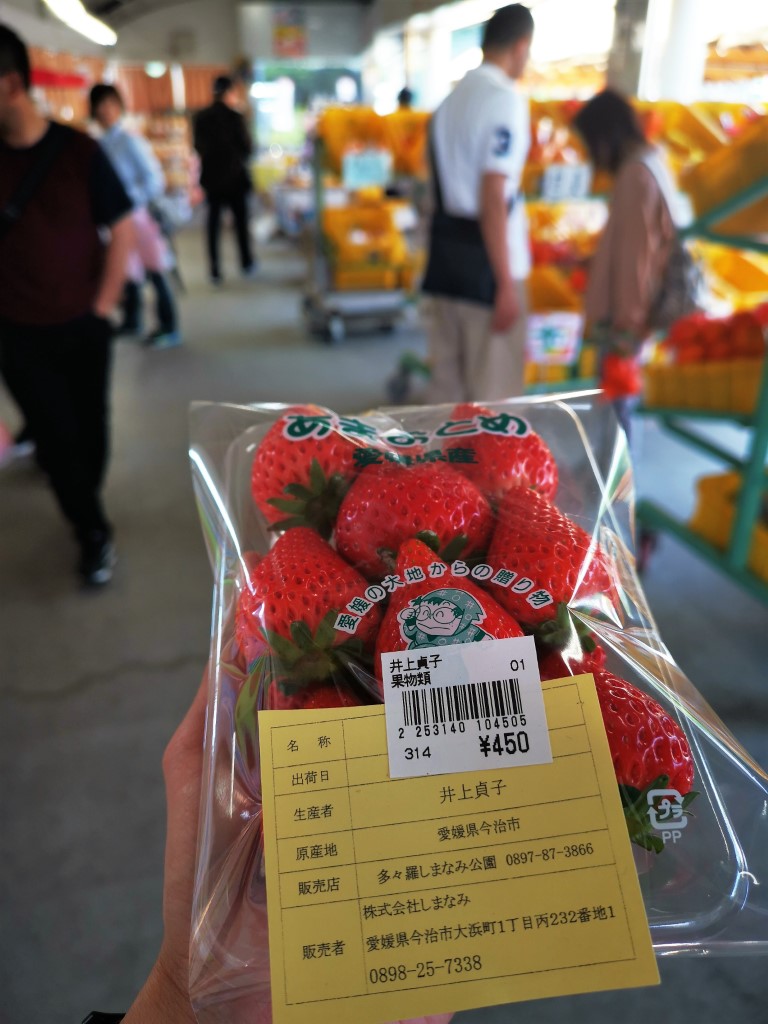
[422,131,514,308]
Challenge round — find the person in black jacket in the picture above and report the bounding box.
[193,75,254,284]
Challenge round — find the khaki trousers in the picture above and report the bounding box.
[425,282,528,404]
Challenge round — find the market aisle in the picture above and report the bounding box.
[0,231,766,1023]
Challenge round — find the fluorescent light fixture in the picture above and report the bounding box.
[42,0,117,47]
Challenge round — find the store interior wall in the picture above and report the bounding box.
[0,0,238,64]
[239,2,364,61]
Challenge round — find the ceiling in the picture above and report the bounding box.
[87,0,374,28]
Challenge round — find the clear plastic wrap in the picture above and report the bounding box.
[189,395,768,1024]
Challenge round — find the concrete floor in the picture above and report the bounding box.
[1,231,767,1024]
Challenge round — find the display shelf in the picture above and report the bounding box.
[525,375,597,395]
[635,500,768,604]
[636,167,768,603]
[681,177,768,254]
[637,358,768,603]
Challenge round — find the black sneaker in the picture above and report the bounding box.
[78,534,117,587]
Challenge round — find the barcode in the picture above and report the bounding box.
[401,678,523,727]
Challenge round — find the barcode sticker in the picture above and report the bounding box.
[381,636,552,779]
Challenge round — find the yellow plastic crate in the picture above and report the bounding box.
[322,206,405,267]
[681,117,768,235]
[644,360,764,412]
[528,266,582,313]
[383,110,429,178]
[317,107,389,174]
[524,363,571,386]
[707,248,768,293]
[578,343,599,379]
[689,472,768,583]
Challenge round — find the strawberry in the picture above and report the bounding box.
[335,462,494,580]
[600,353,642,400]
[235,528,381,685]
[594,669,694,794]
[593,668,696,853]
[267,679,364,710]
[535,604,607,680]
[442,403,558,503]
[538,642,606,681]
[488,486,614,628]
[251,405,362,538]
[235,672,367,772]
[374,539,524,693]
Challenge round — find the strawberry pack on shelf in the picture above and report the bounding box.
[189,396,768,1022]
[644,304,768,413]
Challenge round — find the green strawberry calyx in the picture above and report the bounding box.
[232,611,370,769]
[415,530,470,564]
[267,458,350,540]
[264,610,366,687]
[534,602,597,653]
[620,774,699,854]
[232,654,269,772]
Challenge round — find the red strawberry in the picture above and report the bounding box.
[594,669,694,796]
[235,528,381,685]
[488,486,614,628]
[593,668,696,852]
[374,539,524,693]
[538,643,606,681]
[442,403,558,503]
[267,680,364,710]
[335,463,493,580]
[251,405,363,538]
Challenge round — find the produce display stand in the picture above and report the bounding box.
[680,177,768,255]
[303,140,409,344]
[637,179,768,605]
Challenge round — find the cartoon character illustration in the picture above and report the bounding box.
[397,588,490,649]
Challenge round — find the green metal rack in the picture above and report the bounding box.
[637,177,768,604]
[680,176,768,255]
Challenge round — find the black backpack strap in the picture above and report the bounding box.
[428,121,446,215]
[0,123,69,240]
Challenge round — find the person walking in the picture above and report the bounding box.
[193,75,255,285]
[0,25,133,586]
[422,4,534,403]
[573,89,694,435]
[90,83,181,348]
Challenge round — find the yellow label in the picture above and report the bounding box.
[259,674,659,1024]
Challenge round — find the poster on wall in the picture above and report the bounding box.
[273,7,308,58]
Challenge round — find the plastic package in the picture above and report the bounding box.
[189,395,768,1023]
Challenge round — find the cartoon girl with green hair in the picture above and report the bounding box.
[397,588,490,649]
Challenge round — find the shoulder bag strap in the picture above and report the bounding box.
[0,123,69,240]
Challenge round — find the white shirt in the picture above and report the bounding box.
[432,63,531,280]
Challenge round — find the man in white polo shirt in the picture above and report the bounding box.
[423,4,533,403]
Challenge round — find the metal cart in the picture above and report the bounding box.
[303,141,410,344]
